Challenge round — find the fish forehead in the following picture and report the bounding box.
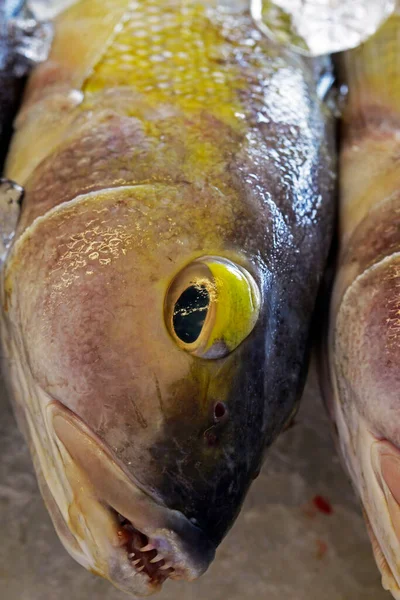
[83,0,246,121]
[6,0,329,239]
[3,0,334,444]
[80,0,305,127]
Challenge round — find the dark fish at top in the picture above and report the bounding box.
[0,0,335,596]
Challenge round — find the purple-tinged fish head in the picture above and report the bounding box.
[1,0,335,593]
[4,180,287,595]
[330,247,400,599]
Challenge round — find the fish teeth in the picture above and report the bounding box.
[133,559,142,566]
[140,543,156,552]
[137,565,145,573]
[160,562,173,570]
[128,553,135,559]
[150,555,164,563]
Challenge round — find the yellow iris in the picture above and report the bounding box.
[165,256,261,359]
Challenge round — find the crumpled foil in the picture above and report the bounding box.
[251,0,397,56]
[28,0,76,20]
[3,1,77,77]
[4,2,53,76]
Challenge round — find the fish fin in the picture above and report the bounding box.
[340,14,400,133]
[0,178,23,263]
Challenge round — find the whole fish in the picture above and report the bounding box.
[1,0,335,596]
[323,12,400,600]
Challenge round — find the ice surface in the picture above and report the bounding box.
[0,363,390,600]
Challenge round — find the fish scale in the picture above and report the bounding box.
[84,1,244,121]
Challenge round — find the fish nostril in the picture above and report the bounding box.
[213,402,227,422]
[203,403,229,446]
[204,428,218,447]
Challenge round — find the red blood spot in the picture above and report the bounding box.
[313,495,333,515]
[315,539,328,559]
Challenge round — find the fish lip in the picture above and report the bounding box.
[46,400,215,592]
[108,508,178,589]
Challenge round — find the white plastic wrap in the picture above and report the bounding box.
[251,0,396,55]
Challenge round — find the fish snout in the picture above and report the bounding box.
[121,514,216,583]
[48,400,215,593]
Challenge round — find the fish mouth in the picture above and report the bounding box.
[46,401,215,595]
[113,510,175,585]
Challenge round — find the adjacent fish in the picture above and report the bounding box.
[1,0,335,596]
[323,12,400,600]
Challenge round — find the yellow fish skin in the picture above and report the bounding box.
[1,0,335,596]
[323,14,400,600]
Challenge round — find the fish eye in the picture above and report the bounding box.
[165,256,261,359]
[173,284,210,344]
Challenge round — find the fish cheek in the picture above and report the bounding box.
[6,243,181,443]
[7,184,266,483]
[335,256,400,444]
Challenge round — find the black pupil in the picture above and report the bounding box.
[173,285,210,344]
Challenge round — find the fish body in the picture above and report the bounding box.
[1,0,335,595]
[324,13,400,600]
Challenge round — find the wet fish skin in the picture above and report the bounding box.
[1,0,335,596]
[323,14,400,600]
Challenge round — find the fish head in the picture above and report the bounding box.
[330,251,400,599]
[4,179,302,595]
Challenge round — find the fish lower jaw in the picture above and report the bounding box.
[112,509,176,586]
[47,400,215,594]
